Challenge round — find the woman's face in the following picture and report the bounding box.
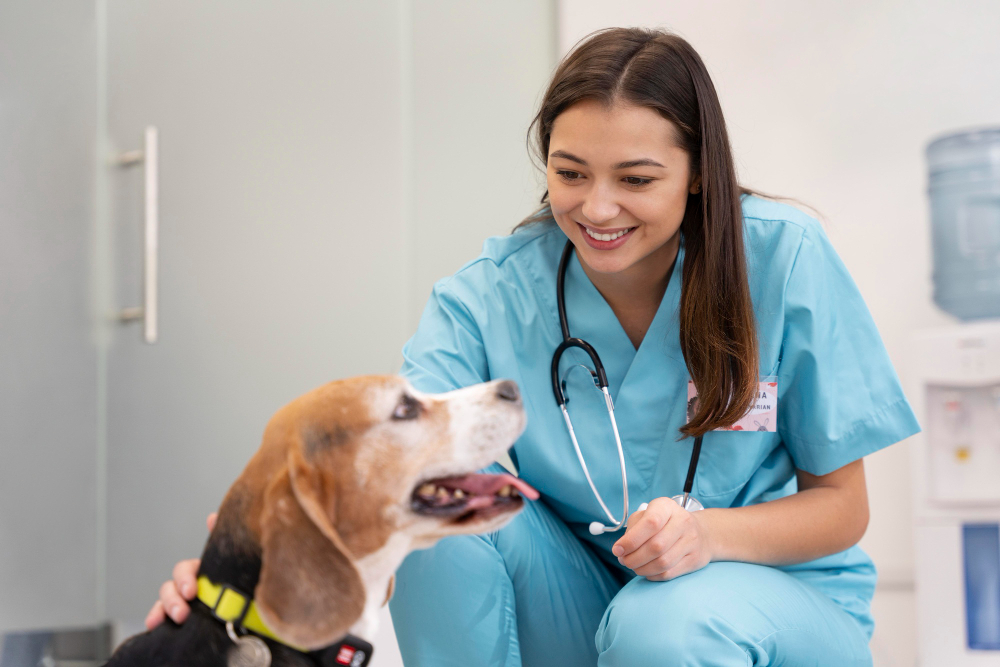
[546,99,699,278]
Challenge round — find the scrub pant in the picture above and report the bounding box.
[388,470,874,666]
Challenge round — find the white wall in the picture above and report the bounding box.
[558,2,1000,665]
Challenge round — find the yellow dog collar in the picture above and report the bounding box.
[196,574,374,665]
[196,575,307,652]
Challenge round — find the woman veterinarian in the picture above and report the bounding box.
[149,28,920,666]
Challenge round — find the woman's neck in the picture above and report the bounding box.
[578,235,680,349]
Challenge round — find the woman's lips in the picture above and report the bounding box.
[578,222,636,250]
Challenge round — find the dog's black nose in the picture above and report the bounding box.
[496,380,520,402]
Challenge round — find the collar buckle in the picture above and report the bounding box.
[209,581,252,629]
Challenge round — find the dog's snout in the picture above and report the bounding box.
[496,380,520,403]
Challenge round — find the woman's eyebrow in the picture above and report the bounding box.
[549,150,665,170]
[549,150,587,165]
[613,158,665,169]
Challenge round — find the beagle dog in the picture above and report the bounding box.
[106,375,537,667]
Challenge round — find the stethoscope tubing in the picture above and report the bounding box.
[558,392,628,530]
[552,240,703,533]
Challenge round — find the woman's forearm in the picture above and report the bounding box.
[698,460,869,566]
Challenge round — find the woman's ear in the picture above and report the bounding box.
[690,174,702,194]
[255,449,366,650]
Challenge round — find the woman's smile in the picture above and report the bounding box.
[578,222,636,249]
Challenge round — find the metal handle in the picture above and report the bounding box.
[115,126,158,343]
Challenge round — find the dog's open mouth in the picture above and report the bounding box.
[411,473,540,523]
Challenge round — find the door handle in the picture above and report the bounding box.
[115,126,158,343]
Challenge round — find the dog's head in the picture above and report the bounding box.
[224,375,532,650]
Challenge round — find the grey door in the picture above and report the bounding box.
[0,2,554,660]
[0,0,101,632]
[103,1,409,621]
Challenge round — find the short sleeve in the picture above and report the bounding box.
[400,279,490,394]
[777,223,921,475]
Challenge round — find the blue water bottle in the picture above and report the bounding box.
[927,128,1000,319]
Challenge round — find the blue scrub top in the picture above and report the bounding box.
[400,194,920,627]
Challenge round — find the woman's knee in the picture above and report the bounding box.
[596,567,744,666]
[391,530,507,605]
[389,532,519,665]
[596,562,872,667]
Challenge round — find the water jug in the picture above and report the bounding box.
[928,128,1000,319]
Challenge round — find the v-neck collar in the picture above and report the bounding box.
[561,236,686,401]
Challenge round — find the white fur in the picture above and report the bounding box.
[344,378,526,642]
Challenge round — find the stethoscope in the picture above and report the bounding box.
[550,240,704,536]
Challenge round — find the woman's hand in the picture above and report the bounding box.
[611,497,714,581]
[143,512,217,630]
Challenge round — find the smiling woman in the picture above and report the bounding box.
[385,27,917,667]
[522,32,759,433]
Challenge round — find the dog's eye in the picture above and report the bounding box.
[392,394,422,420]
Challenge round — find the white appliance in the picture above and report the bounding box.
[914,321,1000,665]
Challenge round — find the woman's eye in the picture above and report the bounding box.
[556,170,583,182]
[623,176,653,186]
[392,395,421,420]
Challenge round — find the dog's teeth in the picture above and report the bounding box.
[453,489,465,499]
[498,485,512,497]
[435,487,450,500]
[418,484,436,497]
[510,488,520,497]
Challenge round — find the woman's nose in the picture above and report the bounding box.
[580,184,621,224]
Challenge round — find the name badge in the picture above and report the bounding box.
[687,376,777,432]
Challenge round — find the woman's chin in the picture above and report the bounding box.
[573,244,640,275]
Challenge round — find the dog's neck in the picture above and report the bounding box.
[199,499,264,600]
[198,496,392,645]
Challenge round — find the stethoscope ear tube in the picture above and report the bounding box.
[556,240,574,341]
[551,338,609,406]
[683,435,703,496]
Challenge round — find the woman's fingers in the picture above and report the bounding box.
[144,600,166,631]
[145,517,212,631]
[173,558,201,600]
[623,512,690,570]
[158,579,190,624]
[613,497,677,559]
[150,557,201,626]
[648,552,700,581]
[632,534,692,577]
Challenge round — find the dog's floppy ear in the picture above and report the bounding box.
[255,447,366,650]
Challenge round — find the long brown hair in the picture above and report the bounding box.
[522,27,759,438]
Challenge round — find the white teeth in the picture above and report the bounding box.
[418,483,468,501]
[498,485,512,497]
[585,226,631,242]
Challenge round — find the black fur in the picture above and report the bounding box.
[105,604,316,667]
[104,489,353,666]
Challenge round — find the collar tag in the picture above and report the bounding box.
[317,635,373,667]
[225,621,272,667]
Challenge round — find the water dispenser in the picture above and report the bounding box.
[928,128,1000,320]
[914,323,1000,664]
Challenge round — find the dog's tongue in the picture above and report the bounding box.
[438,473,540,501]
